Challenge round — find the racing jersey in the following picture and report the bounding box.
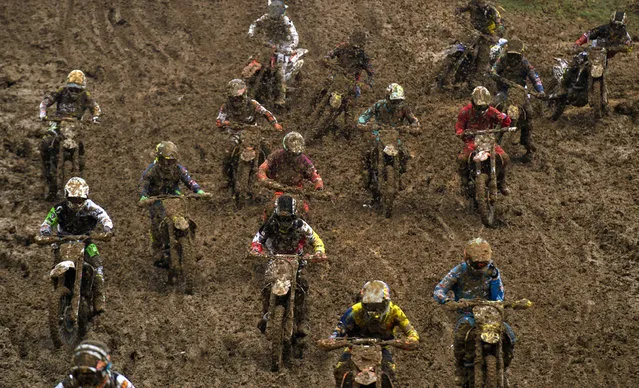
[329,302,419,342]
[251,218,325,255]
[39,87,101,120]
[40,200,113,236]
[248,14,298,53]
[140,161,202,197]
[257,149,323,189]
[433,262,504,304]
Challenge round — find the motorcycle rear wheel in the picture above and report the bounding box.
[476,173,495,227]
[590,79,603,120]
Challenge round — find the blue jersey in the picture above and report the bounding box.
[433,262,504,304]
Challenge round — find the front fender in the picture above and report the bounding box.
[50,260,75,278]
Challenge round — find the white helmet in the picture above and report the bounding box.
[64,177,89,199]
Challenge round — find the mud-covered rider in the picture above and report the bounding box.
[39,70,101,200]
[490,38,544,161]
[456,86,512,195]
[358,83,420,192]
[318,280,419,386]
[40,177,113,314]
[565,11,633,113]
[139,141,208,268]
[55,340,135,388]
[573,11,633,59]
[251,195,326,350]
[216,79,283,187]
[433,238,517,387]
[455,0,504,86]
[248,0,299,105]
[257,131,324,192]
[323,30,375,99]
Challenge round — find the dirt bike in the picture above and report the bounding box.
[434,31,495,91]
[317,337,409,387]
[307,71,357,142]
[257,253,321,372]
[360,124,417,218]
[443,299,532,388]
[35,233,112,349]
[549,43,608,121]
[41,116,84,199]
[138,193,210,293]
[227,124,271,207]
[491,80,545,147]
[242,46,308,105]
[259,180,334,222]
[462,127,517,227]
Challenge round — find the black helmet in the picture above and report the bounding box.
[274,195,298,233]
[610,11,627,27]
[268,0,286,18]
[70,340,111,387]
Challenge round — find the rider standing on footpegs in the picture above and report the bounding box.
[40,177,113,314]
[358,83,420,193]
[318,280,419,386]
[324,30,375,100]
[250,195,326,353]
[248,0,299,106]
[455,0,504,87]
[433,238,517,387]
[55,340,135,388]
[456,86,512,196]
[39,70,101,201]
[216,79,283,189]
[490,38,545,162]
[139,141,208,268]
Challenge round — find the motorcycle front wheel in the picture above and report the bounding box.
[381,164,397,218]
[233,159,254,208]
[269,304,287,372]
[49,286,88,349]
[476,173,495,227]
[590,78,603,120]
[484,354,498,388]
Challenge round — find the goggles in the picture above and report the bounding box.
[68,197,86,206]
[363,302,387,313]
[470,260,489,270]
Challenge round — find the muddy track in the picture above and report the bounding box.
[1,1,638,387]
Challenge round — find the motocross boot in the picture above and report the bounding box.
[93,271,106,314]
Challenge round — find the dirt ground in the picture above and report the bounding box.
[1,0,638,387]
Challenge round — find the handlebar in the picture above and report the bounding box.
[34,232,113,245]
[317,337,406,351]
[260,180,335,201]
[138,193,212,207]
[442,298,532,311]
[462,127,517,136]
[46,116,78,122]
[358,123,420,133]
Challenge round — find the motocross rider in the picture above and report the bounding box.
[310,30,375,140]
[250,195,326,352]
[358,83,420,193]
[39,177,113,314]
[490,38,545,162]
[317,280,419,386]
[433,238,516,387]
[455,0,505,86]
[216,79,283,188]
[55,340,135,388]
[573,11,633,59]
[456,86,512,195]
[566,11,633,114]
[139,141,208,268]
[39,70,101,201]
[248,0,299,105]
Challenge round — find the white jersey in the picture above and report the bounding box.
[248,14,298,53]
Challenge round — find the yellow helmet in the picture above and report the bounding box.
[66,70,87,89]
[155,141,179,160]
